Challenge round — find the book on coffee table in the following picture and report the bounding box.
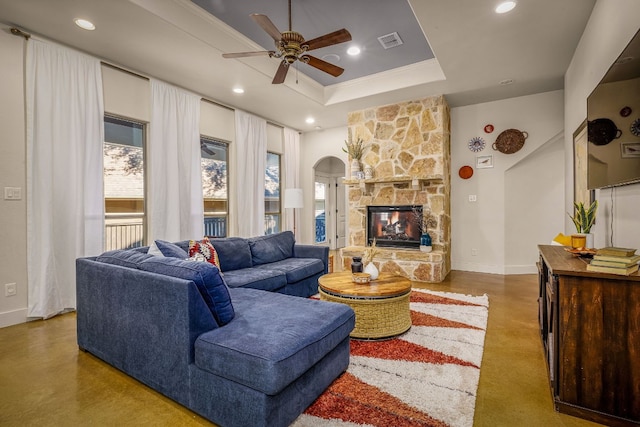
[586,263,639,276]
[595,247,637,257]
[590,258,639,268]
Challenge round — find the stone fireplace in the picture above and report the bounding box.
[341,95,451,282]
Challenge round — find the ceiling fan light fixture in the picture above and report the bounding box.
[495,1,516,14]
[347,46,361,56]
[223,0,352,84]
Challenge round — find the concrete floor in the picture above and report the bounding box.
[0,270,603,426]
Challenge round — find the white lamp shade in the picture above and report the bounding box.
[284,188,304,209]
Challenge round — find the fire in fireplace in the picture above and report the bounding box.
[367,205,422,249]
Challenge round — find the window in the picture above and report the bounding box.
[201,137,228,237]
[103,115,145,250]
[264,152,281,235]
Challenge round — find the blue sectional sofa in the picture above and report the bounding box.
[76,231,355,427]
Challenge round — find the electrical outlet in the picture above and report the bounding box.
[5,283,17,297]
[471,249,478,256]
[468,195,477,202]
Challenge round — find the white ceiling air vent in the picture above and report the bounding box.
[378,32,403,49]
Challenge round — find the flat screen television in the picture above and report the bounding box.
[587,29,640,189]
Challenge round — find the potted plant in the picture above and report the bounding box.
[343,138,364,178]
[362,238,380,279]
[567,200,598,248]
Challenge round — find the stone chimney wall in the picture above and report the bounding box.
[342,95,451,282]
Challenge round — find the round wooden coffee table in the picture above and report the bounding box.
[318,271,412,340]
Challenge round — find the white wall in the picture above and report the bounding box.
[564,0,640,250]
[299,127,349,244]
[0,28,28,327]
[451,90,565,274]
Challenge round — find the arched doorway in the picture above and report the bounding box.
[313,157,346,249]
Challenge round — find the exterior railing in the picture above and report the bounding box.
[105,214,144,251]
[105,214,228,251]
[204,216,227,237]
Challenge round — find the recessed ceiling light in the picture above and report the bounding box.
[232,87,244,94]
[321,53,340,63]
[347,46,361,56]
[74,18,96,30]
[495,1,516,14]
[499,78,515,85]
[305,117,315,124]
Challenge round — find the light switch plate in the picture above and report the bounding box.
[4,187,22,200]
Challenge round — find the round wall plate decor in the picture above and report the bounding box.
[620,106,632,117]
[468,137,486,152]
[458,165,473,179]
[631,118,640,136]
[484,124,494,133]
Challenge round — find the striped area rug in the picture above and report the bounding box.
[293,288,489,427]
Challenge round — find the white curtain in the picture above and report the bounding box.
[283,127,301,233]
[148,79,203,242]
[26,39,104,319]
[234,110,267,237]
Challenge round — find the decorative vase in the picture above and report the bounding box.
[351,256,363,273]
[364,165,373,180]
[585,233,594,249]
[364,262,379,280]
[420,233,432,253]
[350,158,361,179]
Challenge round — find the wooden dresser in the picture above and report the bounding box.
[537,245,640,426]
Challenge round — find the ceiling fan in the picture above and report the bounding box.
[222,0,352,84]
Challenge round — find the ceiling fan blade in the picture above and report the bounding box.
[304,55,344,77]
[272,61,289,84]
[250,14,282,41]
[222,51,274,58]
[305,29,352,51]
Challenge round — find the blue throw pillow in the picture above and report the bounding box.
[248,231,295,265]
[155,240,189,259]
[138,257,234,326]
[96,250,154,269]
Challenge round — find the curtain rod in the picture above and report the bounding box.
[101,62,149,81]
[10,27,31,40]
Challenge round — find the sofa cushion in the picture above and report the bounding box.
[221,268,287,292]
[96,250,155,269]
[248,231,295,266]
[155,240,189,258]
[254,258,324,284]
[188,238,220,268]
[202,238,253,272]
[138,257,234,326]
[194,288,355,395]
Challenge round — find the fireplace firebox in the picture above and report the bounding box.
[367,205,422,249]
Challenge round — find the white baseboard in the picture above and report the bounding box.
[0,308,28,329]
[452,261,504,275]
[453,261,538,275]
[504,264,538,275]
